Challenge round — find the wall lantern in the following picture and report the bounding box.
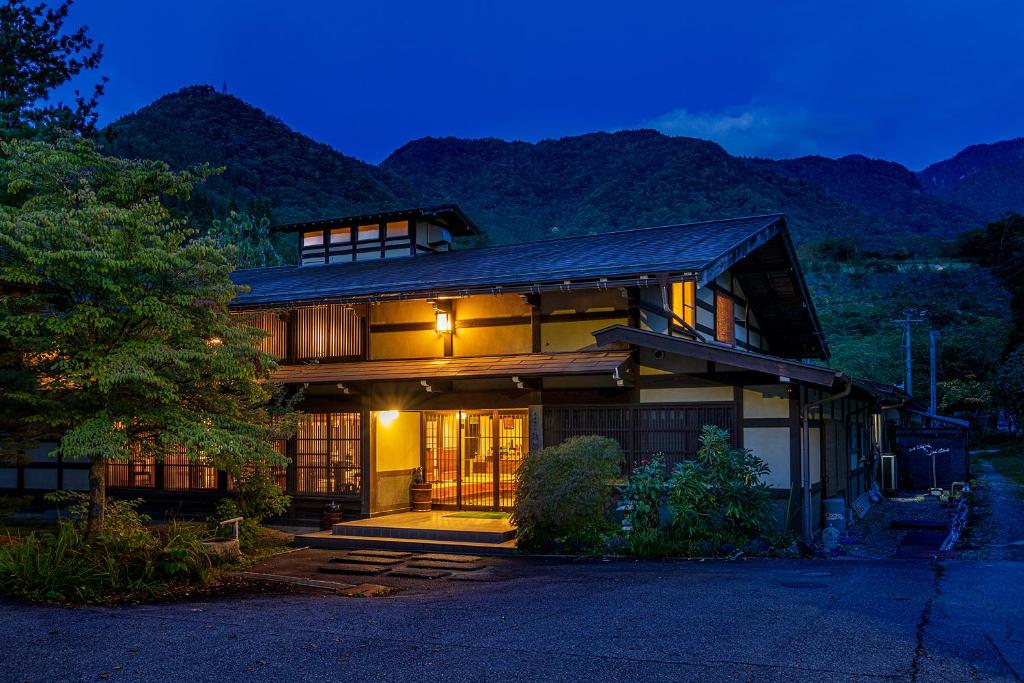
[435,310,452,333]
[378,410,400,427]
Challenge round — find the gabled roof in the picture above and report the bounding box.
[230,212,827,359]
[271,203,479,237]
[233,214,782,306]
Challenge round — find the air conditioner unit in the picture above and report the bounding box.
[881,453,897,491]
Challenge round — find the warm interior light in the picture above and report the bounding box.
[378,410,400,427]
[207,337,223,346]
[435,310,452,333]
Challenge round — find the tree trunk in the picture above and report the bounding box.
[86,456,106,542]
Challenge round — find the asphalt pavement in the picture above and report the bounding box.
[2,557,1021,682]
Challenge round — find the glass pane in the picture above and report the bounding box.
[385,220,409,238]
[357,224,380,241]
[330,227,351,244]
[303,231,324,247]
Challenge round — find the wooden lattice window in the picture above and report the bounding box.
[295,413,361,495]
[715,292,736,344]
[295,305,363,360]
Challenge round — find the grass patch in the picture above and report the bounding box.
[972,439,1024,487]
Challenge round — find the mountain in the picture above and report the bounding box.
[752,154,985,241]
[918,138,1024,220]
[381,131,895,249]
[100,86,421,226]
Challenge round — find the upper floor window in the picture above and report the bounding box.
[301,230,326,266]
[295,304,363,360]
[671,279,696,330]
[715,292,735,345]
[303,231,324,247]
[385,220,409,239]
[357,224,380,241]
[330,227,351,244]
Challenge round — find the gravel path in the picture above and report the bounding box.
[961,460,1024,561]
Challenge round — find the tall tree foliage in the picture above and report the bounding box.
[0,136,292,539]
[0,0,106,139]
[207,211,284,269]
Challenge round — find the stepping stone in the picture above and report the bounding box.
[447,567,503,582]
[348,549,414,559]
[389,568,450,580]
[339,583,398,597]
[415,553,484,563]
[406,560,484,571]
[317,563,388,576]
[330,555,405,566]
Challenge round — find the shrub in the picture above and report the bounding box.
[665,426,776,555]
[620,457,671,557]
[0,492,212,603]
[212,466,290,549]
[511,436,621,553]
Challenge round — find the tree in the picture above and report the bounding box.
[0,136,293,540]
[0,0,106,139]
[207,211,284,269]
[998,346,1024,435]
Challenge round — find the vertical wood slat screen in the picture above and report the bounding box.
[543,404,736,473]
[163,446,218,491]
[105,448,156,488]
[715,293,736,344]
[295,305,363,360]
[295,413,361,495]
[239,311,287,358]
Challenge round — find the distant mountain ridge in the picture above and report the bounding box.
[100,86,421,225]
[98,86,1023,255]
[918,138,1024,219]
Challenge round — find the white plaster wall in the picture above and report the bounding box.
[744,427,790,488]
[742,386,790,419]
[640,386,734,403]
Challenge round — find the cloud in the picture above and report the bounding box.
[644,105,837,159]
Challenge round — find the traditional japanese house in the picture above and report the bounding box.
[1,205,896,537]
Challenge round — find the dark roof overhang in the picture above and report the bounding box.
[593,325,841,388]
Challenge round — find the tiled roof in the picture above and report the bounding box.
[271,350,631,384]
[231,214,783,307]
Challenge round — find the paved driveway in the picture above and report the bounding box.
[2,558,1021,682]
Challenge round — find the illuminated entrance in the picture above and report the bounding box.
[423,410,527,509]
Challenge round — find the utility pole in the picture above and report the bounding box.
[929,330,939,415]
[891,309,926,396]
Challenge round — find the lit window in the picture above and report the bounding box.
[330,227,351,244]
[357,224,380,241]
[303,231,324,247]
[671,279,696,329]
[295,413,361,495]
[715,293,736,344]
[386,221,409,238]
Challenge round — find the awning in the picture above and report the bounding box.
[592,324,841,387]
[271,350,632,385]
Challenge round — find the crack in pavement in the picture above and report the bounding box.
[910,560,945,682]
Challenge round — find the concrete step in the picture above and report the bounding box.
[332,523,515,544]
[297,531,517,556]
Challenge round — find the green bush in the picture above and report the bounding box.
[621,457,670,557]
[665,426,776,555]
[0,492,212,603]
[511,436,621,553]
[211,466,290,549]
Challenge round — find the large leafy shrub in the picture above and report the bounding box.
[666,426,775,555]
[0,494,211,603]
[511,436,621,553]
[621,457,672,558]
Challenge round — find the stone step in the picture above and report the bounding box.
[388,568,450,580]
[297,531,517,557]
[332,523,515,544]
[329,554,405,566]
[406,560,485,571]
[415,553,483,563]
[347,549,415,559]
[317,562,389,576]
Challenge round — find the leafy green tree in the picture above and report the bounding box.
[0,0,107,139]
[938,375,992,413]
[0,136,292,540]
[207,211,284,269]
[997,346,1024,435]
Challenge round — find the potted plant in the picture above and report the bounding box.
[410,467,432,511]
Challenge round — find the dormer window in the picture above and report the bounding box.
[357,224,380,241]
[282,205,478,267]
[301,230,326,266]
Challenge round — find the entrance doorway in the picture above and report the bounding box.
[423,410,527,509]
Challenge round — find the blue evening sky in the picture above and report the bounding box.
[65,0,1024,169]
